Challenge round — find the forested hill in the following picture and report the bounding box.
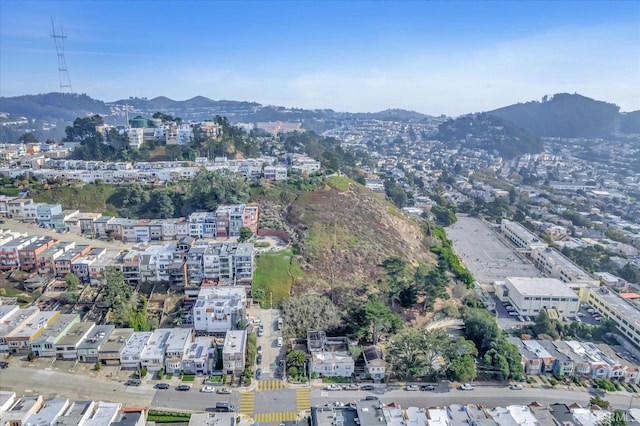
[489,93,621,138]
[0,93,110,121]
[436,113,543,159]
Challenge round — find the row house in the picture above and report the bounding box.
[54,322,95,359]
[7,198,33,219]
[0,235,38,270]
[121,252,141,287]
[0,306,42,353]
[119,331,152,369]
[93,216,114,237]
[509,338,640,384]
[71,248,107,283]
[99,327,133,365]
[0,195,16,216]
[36,203,62,225]
[76,325,115,363]
[54,245,92,278]
[88,249,121,285]
[164,328,194,375]
[182,337,215,375]
[22,202,42,222]
[51,210,80,232]
[78,213,102,235]
[37,241,75,275]
[105,218,137,241]
[17,236,57,272]
[222,330,246,376]
[188,212,217,239]
[30,313,80,357]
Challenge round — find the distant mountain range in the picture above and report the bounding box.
[0,91,638,144]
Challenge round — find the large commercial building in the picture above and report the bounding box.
[586,287,640,348]
[500,277,580,317]
[531,247,599,288]
[501,220,548,253]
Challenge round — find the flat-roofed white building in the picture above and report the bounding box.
[24,398,69,426]
[30,314,80,357]
[120,331,152,369]
[503,277,579,317]
[193,287,247,334]
[54,321,95,360]
[5,310,60,353]
[164,328,193,375]
[83,401,122,426]
[587,287,640,349]
[501,220,548,253]
[140,328,171,372]
[222,330,246,375]
[531,247,599,288]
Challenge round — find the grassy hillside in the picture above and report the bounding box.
[252,247,303,308]
[283,176,435,295]
[31,183,120,215]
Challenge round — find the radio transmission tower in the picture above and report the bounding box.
[50,18,73,93]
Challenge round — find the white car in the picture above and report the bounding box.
[325,384,342,391]
[200,386,215,393]
[510,384,523,390]
[405,385,419,391]
[459,383,475,390]
[217,387,232,394]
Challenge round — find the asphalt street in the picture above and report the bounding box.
[1,365,638,413]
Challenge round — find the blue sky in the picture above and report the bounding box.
[1,0,639,116]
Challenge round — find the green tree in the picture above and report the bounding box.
[64,273,80,292]
[286,350,307,367]
[446,354,477,382]
[238,227,253,243]
[350,296,403,344]
[147,190,175,218]
[589,396,611,410]
[18,132,38,144]
[281,295,343,339]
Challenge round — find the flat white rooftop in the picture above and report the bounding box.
[506,277,578,298]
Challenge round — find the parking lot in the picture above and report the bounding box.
[446,216,542,287]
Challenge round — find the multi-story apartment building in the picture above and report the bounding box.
[93,216,114,238]
[182,337,214,375]
[0,235,38,270]
[193,287,247,334]
[4,310,60,354]
[51,210,80,232]
[78,213,102,235]
[54,245,92,277]
[98,327,133,365]
[36,203,62,225]
[36,242,75,275]
[7,198,33,219]
[222,330,246,375]
[71,248,106,283]
[17,236,57,272]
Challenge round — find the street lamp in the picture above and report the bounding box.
[270,292,273,310]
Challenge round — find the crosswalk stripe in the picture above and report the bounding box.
[239,392,255,414]
[296,388,310,411]
[253,412,298,422]
[257,379,286,391]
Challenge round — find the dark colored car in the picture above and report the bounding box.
[365,395,379,400]
[360,385,374,391]
[420,385,436,391]
[0,362,8,369]
[155,383,170,389]
[125,379,141,386]
[255,368,262,380]
[176,385,191,391]
[256,354,262,365]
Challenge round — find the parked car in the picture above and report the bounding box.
[0,362,8,369]
[257,345,262,354]
[364,395,379,400]
[360,385,375,391]
[459,383,475,390]
[253,318,262,325]
[201,386,215,393]
[277,336,283,347]
[155,383,170,390]
[405,385,419,391]
[256,354,263,365]
[255,369,262,380]
[176,385,191,391]
[420,385,436,391]
[217,387,232,394]
[125,379,141,386]
[257,326,264,337]
[510,384,524,390]
[508,311,519,316]
[325,384,342,391]
[344,384,359,390]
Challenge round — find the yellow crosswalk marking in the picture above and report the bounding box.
[257,379,286,391]
[296,388,310,411]
[253,412,298,423]
[239,392,255,414]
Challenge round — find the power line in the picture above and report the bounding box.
[50,18,73,93]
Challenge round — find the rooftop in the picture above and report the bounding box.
[24,398,69,426]
[56,322,95,347]
[222,330,246,355]
[589,287,640,333]
[506,277,579,298]
[120,331,152,357]
[78,325,115,350]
